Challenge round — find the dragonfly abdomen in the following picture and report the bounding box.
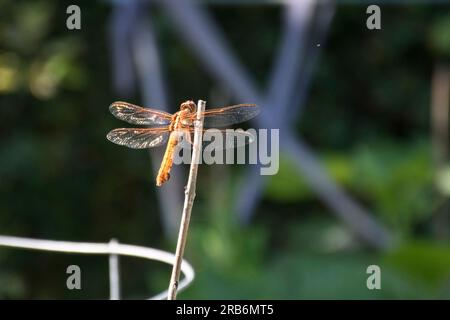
[156,131,181,186]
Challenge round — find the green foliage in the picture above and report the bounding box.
[429,13,450,57]
[182,218,449,299]
[264,155,311,202]
[266,140,435,234]
[385,241,450,289]
[350,140,435,231]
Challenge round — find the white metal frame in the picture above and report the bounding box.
[0,235,195,300]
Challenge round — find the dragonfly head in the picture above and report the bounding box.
[180,100,196,113]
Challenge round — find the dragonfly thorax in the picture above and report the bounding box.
[169,109,192,131]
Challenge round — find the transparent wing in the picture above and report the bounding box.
[194,104,259,127]
[107,127,170,149]
[203,128,256,149]
[180,128,255,149]
[109,101,172,126]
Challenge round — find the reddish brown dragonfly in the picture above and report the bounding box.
[107,100,259,186]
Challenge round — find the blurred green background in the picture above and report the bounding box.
[1,0,450,299]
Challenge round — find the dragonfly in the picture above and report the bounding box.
[107,100,259,186]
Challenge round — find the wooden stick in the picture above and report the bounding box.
[167,100,205,300]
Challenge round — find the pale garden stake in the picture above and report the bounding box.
[167,100,205,300]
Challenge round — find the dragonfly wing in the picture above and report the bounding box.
[200,104,259,127]
[182,128,255,149]
[107,128,169,149]
[109,101,172,126]
[204,129,255,149]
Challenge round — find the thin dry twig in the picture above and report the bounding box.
[167,100,206,300]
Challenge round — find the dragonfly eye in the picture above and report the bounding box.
[180,100,196,112]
